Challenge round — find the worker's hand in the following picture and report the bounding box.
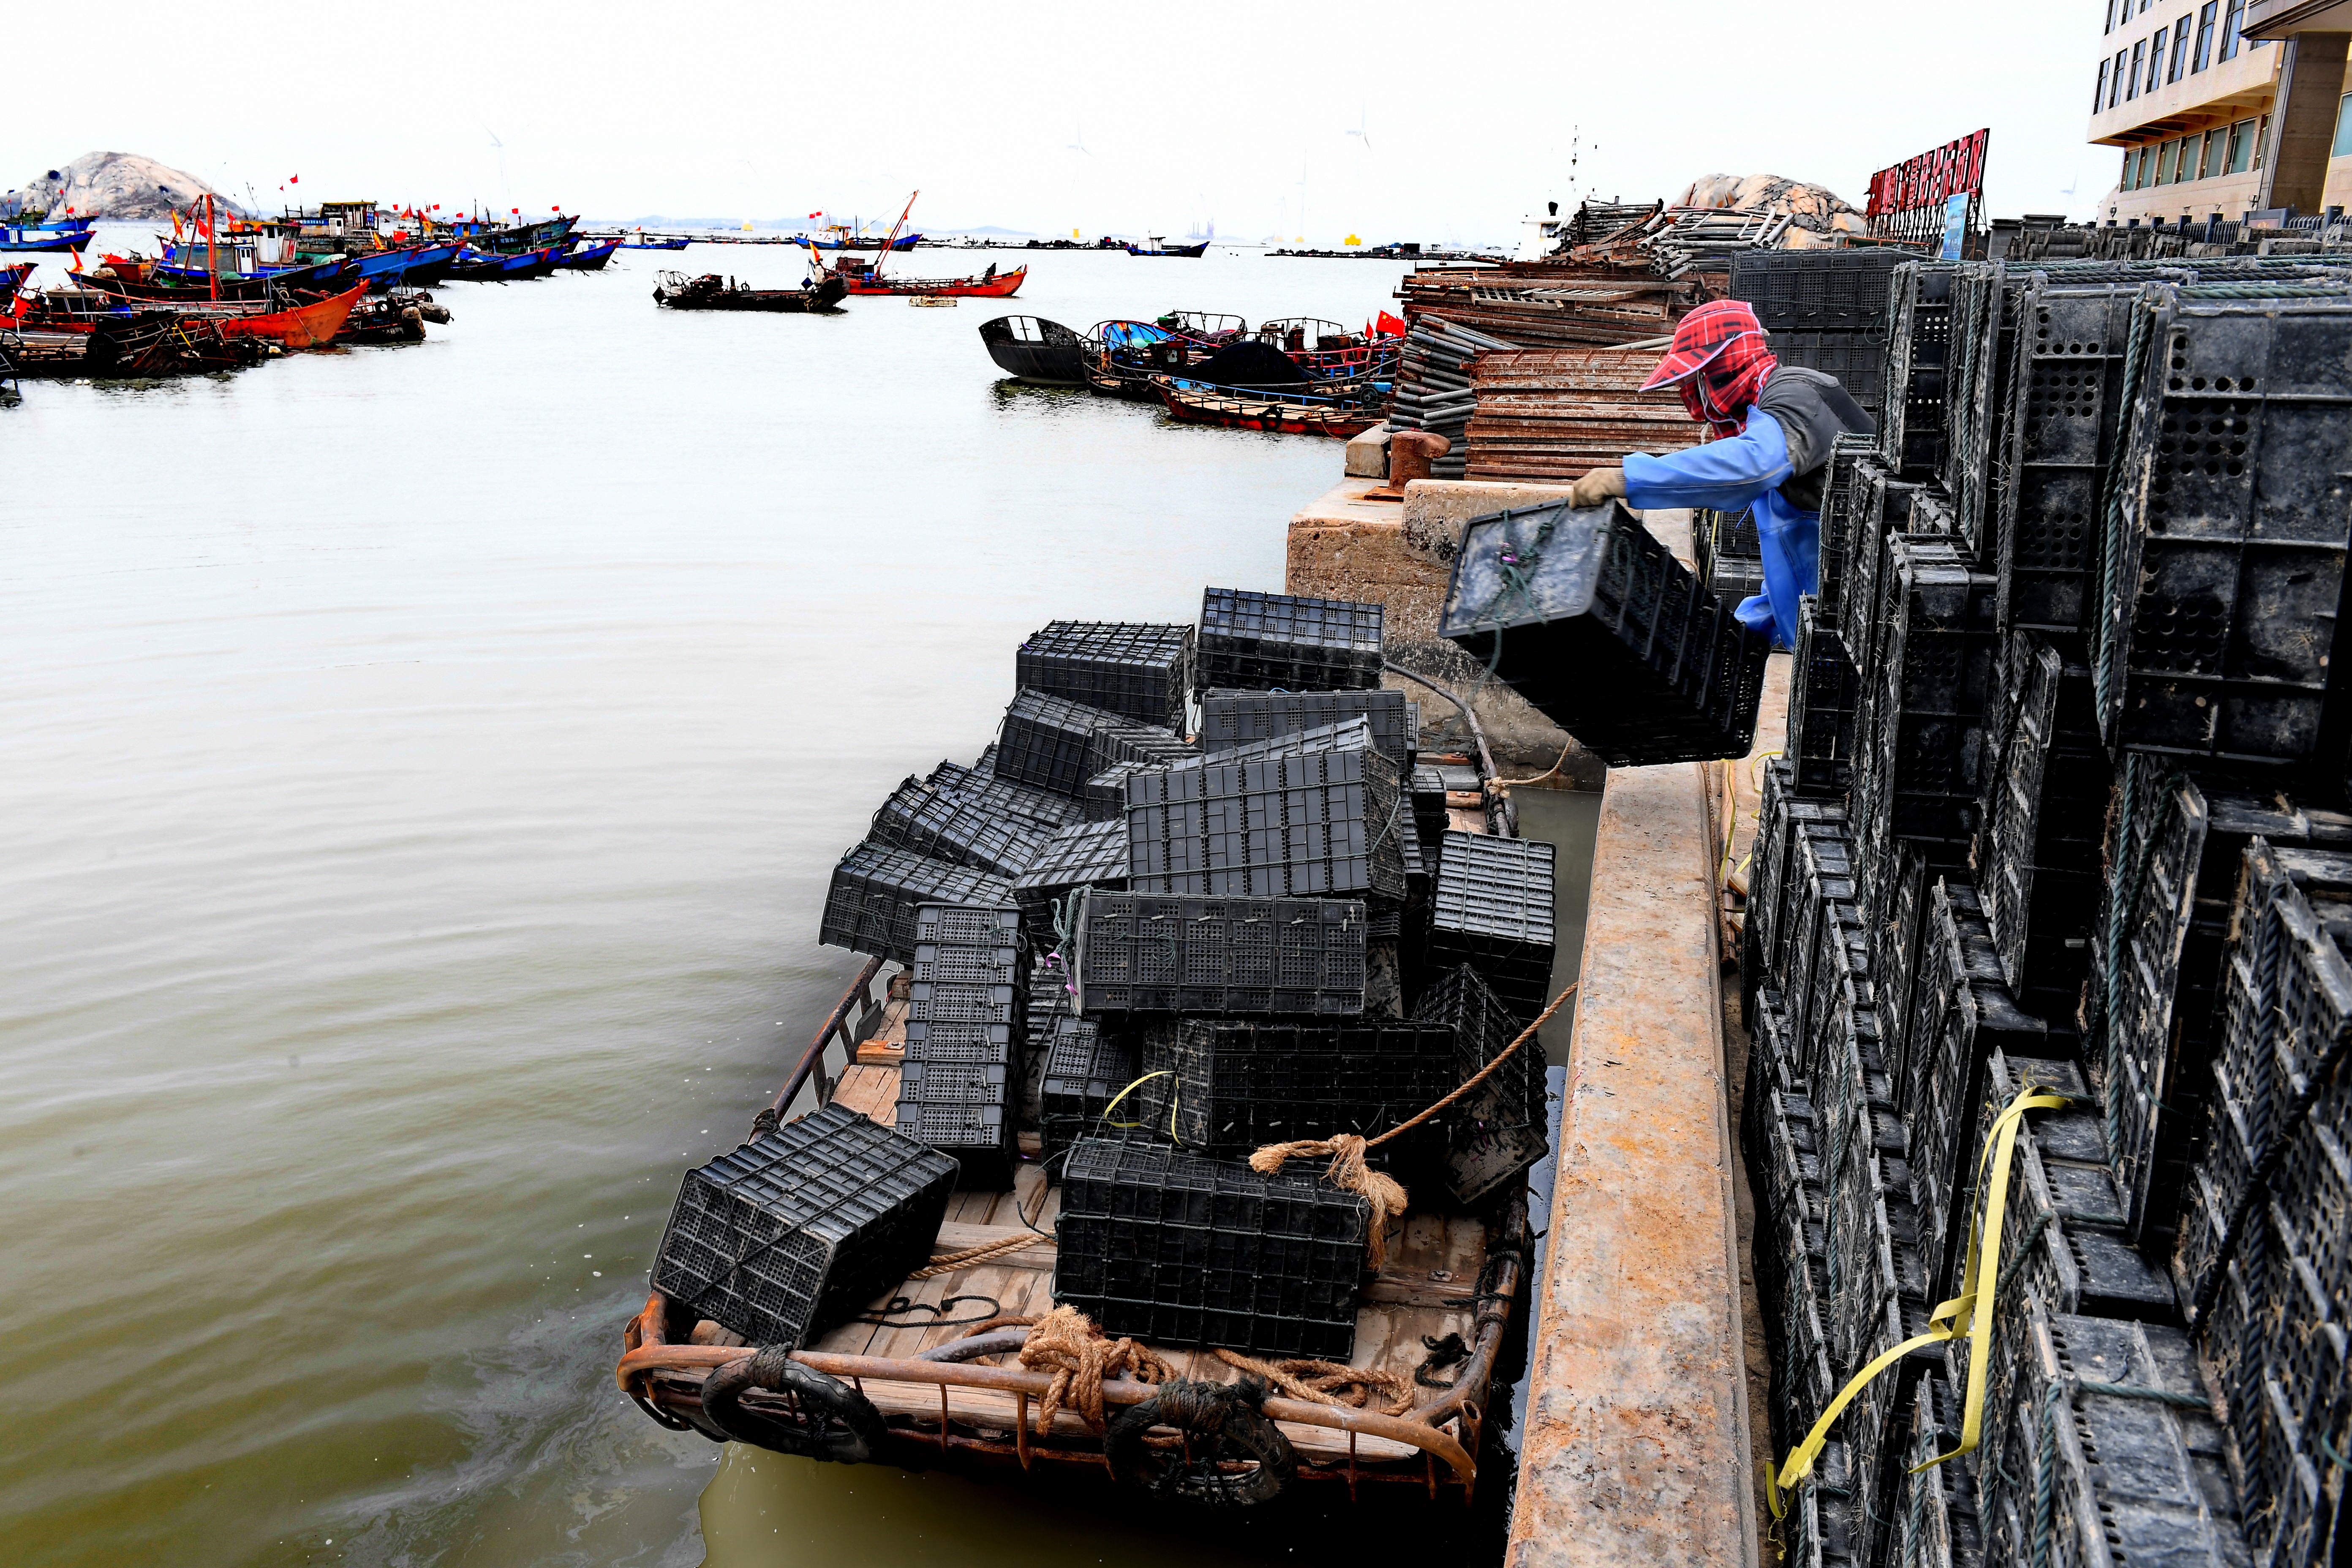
[1568,466,1627,509]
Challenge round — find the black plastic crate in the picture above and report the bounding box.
[1769,328,1890,416]
[1440,500,1772,763]
[1786,595,1860,799]
[1138,1016,1458,1158]
[1410,764,1450,868]
[995,689,1132,797]
[1825,1127,1937,1568]
[1855,535,1999,847]
[1747,765,1848,1025]
[925,760,1083,832]
[1871,846,1933,1118]
[1197,689,1413,764]
[1784,829,1863,1086]
[1977,1296,2246,1568]
[1939,262,2028,566]
[1081,762,1151,822]
[1086,715,1194,778]
[1054,1137,1370,1357]
[1996,282,2137,645]
[910,904,1025,987]
[869,777,1050,879]
[1814,436,1883,627]
[1731,246,1908,331]
[1010,819,1129,950]
[1903,883,2055,1301]
[1037,1015,1138,1176]
[1693,506,1766,606]
[1073,890,1369,1015]
[1424,830,1555,1024]
[1881,262,1955,480]
[2096,295,2352,765]
[1123,742,1407,902]
[819,842,1015,966]
[895,1058,1017,1189]
[1891,1372,1982,1568]
[1834,472,1927,677]
[1411,962,1547,1204]
[1196,587,1384,696]
[648,1102,961,1347]
[1017,620,1195,730]
[1978,634,2110,1001]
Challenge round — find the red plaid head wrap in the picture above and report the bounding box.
[1642,299,1777,436]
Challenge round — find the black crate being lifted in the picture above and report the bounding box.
[1437,499,1772,767]
[1137,1016,1458,1159]
[1016,621,1195,730]
[1073,890,1369,1015]
[1053,1136,1371,1358]
[819,842,1015,965]
[1009,818,1130,947]
[2094,295,2352,766]
[1122,742,1407,903]
[1197,689,1415,764]
[869,777,1050,879]
[648,1102,961,1348]
[1425,830,1555,1024]
[1196,588,1384,696]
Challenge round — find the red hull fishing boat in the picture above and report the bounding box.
[824,189,1026,297]
[217,283,366,348]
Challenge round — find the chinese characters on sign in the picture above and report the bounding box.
[1867,128,1991,250]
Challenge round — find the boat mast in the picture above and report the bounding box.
[206,193,218,302]
[868,191,918,281]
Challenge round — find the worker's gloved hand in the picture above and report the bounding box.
[1568,466,1628,509]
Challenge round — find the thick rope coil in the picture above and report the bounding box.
[909,1232,1043,1278]
[1247,1134,1410,1270]
[1016,1305,1173,1435]
[1210,1347,1418,1415]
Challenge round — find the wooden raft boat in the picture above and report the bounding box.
[1151,375,1388,438]
[835,262,1025,298]
[617,740,1535,1504]
[652,271,849,312]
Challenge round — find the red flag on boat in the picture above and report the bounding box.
[808,211,821,219]
[289,175,299,184]
[1374,310,1407,338]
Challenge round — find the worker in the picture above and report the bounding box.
[1567,299,1874,648]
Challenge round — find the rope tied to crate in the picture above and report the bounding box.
[1248,983,1576,1270]
[1766,1083,2073,1521]
[1210,1347,1418,1415]
[1017,1305,1173,1435]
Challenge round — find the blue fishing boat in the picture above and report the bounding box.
[557,238,621,271]
[445,242,569,282]
[1,218,95,253]
[1123,236,1210,257]
[147,255,359,292]
[621,235,691,250]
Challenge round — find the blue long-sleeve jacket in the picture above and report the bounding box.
[1622,410,1815,648]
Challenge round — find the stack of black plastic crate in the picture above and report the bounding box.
[1746,256,2352,1568]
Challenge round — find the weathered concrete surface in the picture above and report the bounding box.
[1507,758,1758,1568]
[1345,426,1392,478]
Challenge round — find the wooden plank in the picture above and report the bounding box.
[829,1063,899,1126]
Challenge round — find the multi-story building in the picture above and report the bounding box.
[2088,0,2352,222]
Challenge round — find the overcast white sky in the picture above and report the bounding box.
[9,2,2112,241]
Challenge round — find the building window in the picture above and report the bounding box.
[2194,0,2217,70]
[2113,49,2130,106]
[2227,117,2254,172]
[2148,27,2169,92]
[2255,112,2270,168]
[2106,0,2118,30]
[2337,93,2352,158]
[2170,16,2192,79]
[2200,126,2224,178]
[2137,146,2156,188]
[2129,39,2146,98]
[2219,0,2244,60]
[2097,60,2112,111]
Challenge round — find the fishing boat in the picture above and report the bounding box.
[978,315,1087,385]
[215,283,367,348]
[1161,310,1245,343]
[614,709,1535,1504]
[621,234,692,250]
[1124,236,1210,257]
[1151,374,1388,438]
[0,216,95,253]
[803,222,923,251]
[651,270,849,312]
[834,259,1024,298]
[1,262,31,296]
[11,279,366,349]
[558,238,622,272]
[1081,320,1188,401]
[0,313,272,377]
[339,291,435,344]
[446,243,570,282]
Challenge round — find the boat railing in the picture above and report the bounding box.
[767,955,889,1123]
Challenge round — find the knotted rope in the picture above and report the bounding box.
[1248,983,1575,1270]
[909,1232,1043,1278]
[1211,1347,1418,1415]
[1016,1305,1173,1435]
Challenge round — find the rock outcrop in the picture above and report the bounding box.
[11,152,242,221]
[1675,173,1867,240]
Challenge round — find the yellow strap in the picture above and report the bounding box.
[1100,1070,1181,1142]
[1765,1086,2071,1518]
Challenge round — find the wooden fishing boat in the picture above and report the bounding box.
[835,261,1025,298]
[1,262,30,296]
[215,283,366,348]
[651,270,849,312]
[615,730,1537,1506]
[0,218,94,253]
[1161,310,1245,343]
[446,243,569,282]
[0,313,273,377]
[1151,375,1388,438]
[620,235,692,251]
[558,238,621,272]
[978,315,1086,384]
[1124,237,1210,257]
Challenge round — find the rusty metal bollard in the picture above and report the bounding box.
[1387,430,1451,485]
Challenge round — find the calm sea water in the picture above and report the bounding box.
[0,235,1590,1567]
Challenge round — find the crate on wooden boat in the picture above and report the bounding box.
[896,1058,1017,1189]
[818,842,1014,965]
[1196,587,1384,696]
[1135,1016,1457,1160]
[1197,688,1415,764]
[1053,1136,1370,1357]
[1122,740,1407,902]
[1010,819,1130,948]
[648,1102,960,1348]
[869,777,1050,879]
[1073,890,1368,1016]
[1037,1015,1138,1177]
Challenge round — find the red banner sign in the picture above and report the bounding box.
[1866,129,1991,219]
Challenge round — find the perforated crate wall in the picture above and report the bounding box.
[1016,620,1195,730]
[1138,1017,1458,1160]
[1037,1015,1138,1174]
[1081,762,1150,822]
[869,777,1050,878]
[1813,436,1882,624]
[1073,890,1368,1015]
[1786,596,1860,799]
[648,1102,960,1348]
[1197,689,1415,764]
[1122,742,1407,902]
[1411,962,1547,1204]
[993,689,1132,797]
[1995,282,2136,643]
[1977,633,2109,1004]
[818,841,1014,965]
[1196,587,1384,696]
[1010,819,1130,947]
[1054,1137,1370,1357]
[924,760,1083,832]
[1425,830,1555,1024]
[1731,247,1907,332]
[1881,262,1954,479]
